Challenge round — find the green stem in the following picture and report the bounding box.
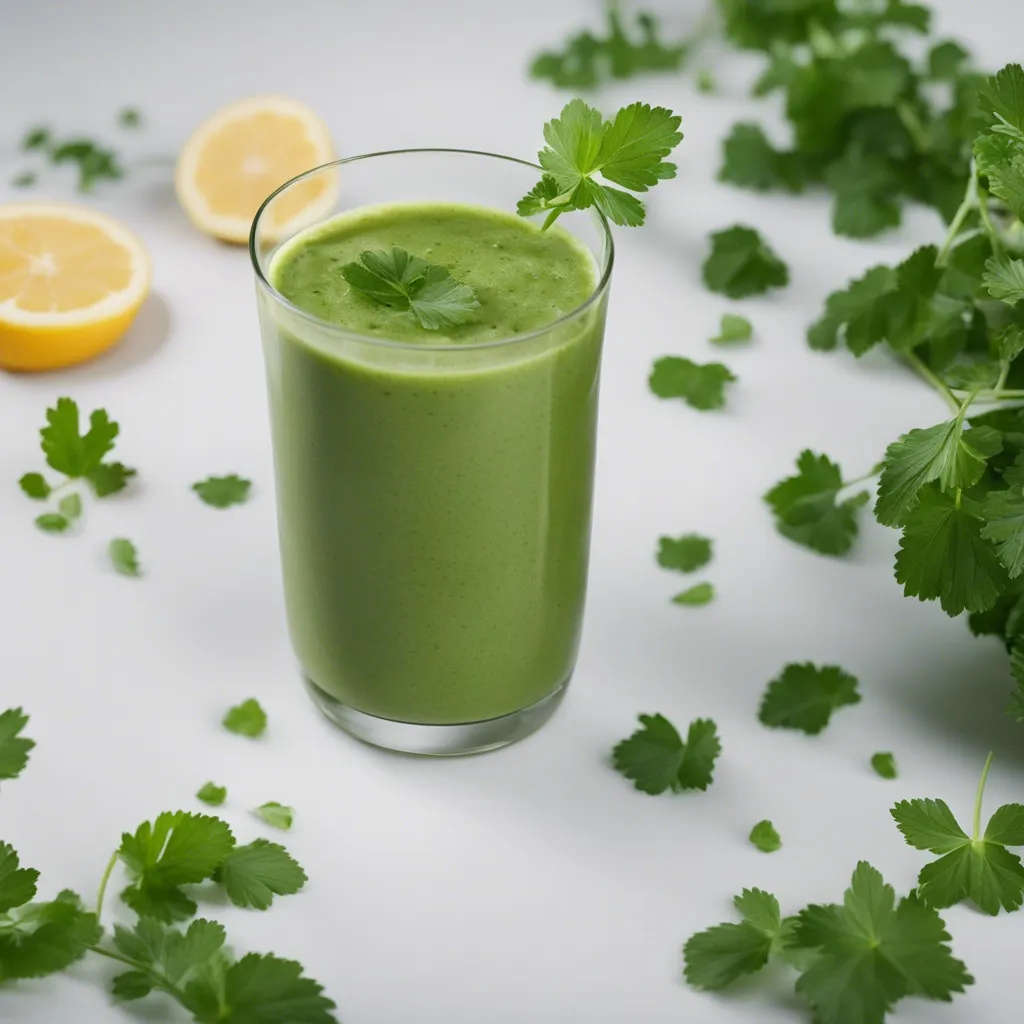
[976,176,1005,258]
[87,944,181,996]
[95,851,118,926]
[936,167,977,268]
[973,751,995,841]
[840,466,883,490]
[903,352,961,414]
[896,101,932,154]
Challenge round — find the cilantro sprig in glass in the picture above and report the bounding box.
[251,101,681,755]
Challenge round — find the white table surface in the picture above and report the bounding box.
[1,1,1023,1022]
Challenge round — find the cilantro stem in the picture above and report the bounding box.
[896,101,931,154]
[975,176,1005,259]
[973,750,995,842]
[840,466,883,490]
[935,166,977,268]
[903,352,960,414]
[87,943,182,997]
[94,850,118,926]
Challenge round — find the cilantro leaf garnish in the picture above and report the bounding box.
[648,357,735,410]
[0,887,100,980]
[0,843,39,913]
[792,862,973,1021]
[765,451,871,556]
[89,461,136,496]
[871,752,898,779]
[709,313,752,346]
[111,916,226,1000]
[214,840,307,911]
[0,708,35,783]
[749,821,782,854]
[718,123,806,193]
[518,99,683,229]
[656,534,712,573]
[196,782,227,807]
[702,225,789,298]
[192,474,252,509]
[984,254,1024,304]
[758,663,861,735]
[612,714,720,795]
[223,698,267,738]
[109,538,141,577]
[892,752,1024,915]
[17,473,49,500]
[118,812,235,922]
[341,248,479,330]
[826,148,902,238]
[672,582,715,606]
[254,802,295,831]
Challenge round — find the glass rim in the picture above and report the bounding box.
[249,148,615,353]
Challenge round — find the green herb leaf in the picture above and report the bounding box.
[109,538,141,577]
[928,41,970,80]
[984,254,1024,304]
[702,225,789,298]
[807,265,897,352]
[871,752,898,779]
[0,889,100,980]
[341,247,480,329]
[254,802,295,831]
[222,698,267,738]
[612,714,720,795]
[39,398,119,478]
[22,127,51,151]
[0,708,34,782]
[214,839,307,911]
[111,916,226,993]
[58,493,81,520]
[11,171,36,188]
[50,139,124,192]
[195,782,227,807]
[826,147,902,238]
[0,843,39,912]
[192,474,252,509]
[18,473,50,500]
[648,357,736,410]
[765,450,870,556]
[672,582,715,606]
[118,107,142,129]
[979,63,1024,137]
[89,461,136,497]
[710,313,752,346]
[34,513,69,534]
[981,486,1024,577]
[758,663,861,735]
[718,123,807,193]
[656,534,712,573]
[749,820,782,853]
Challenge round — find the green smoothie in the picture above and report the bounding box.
[262,201,606,725]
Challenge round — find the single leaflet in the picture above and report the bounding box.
[612,714,721,795]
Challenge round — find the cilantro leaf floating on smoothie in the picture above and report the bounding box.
[612,714,720,794]
[518,98,683,229]
[340,247,480,330]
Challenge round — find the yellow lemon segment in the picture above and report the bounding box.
[175,96,337,244]
[0,203,151,372]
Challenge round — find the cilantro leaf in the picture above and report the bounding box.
[22,126,51,151]
[875,420,1003,527]
[192,474,252,509]
[214,839,307,911]
[981,486,1024,577]
[672,582,715,606]
[792,862,973,1022]
[118,107,142,129]
[254,802,295,831]
[749,820,782,853]
[702,225,789,298]
[648,357,736,410]
[34,513,69,533]
[50,139,124,192]
[656,534,712,573]
[683,888,790,990]
[765,450,870,556]
[1011,657,1024,722]
[984,254,1024,304]
[89,461,136,497]
[0,889,100,981]
[892,753,1024,915]
[112,916,226,990]
[718,123,806,193]
[40,398,118,477]
[710,313,752,345]
[894,485,1008,616]
[928,41,970,80]
[0,708,34,782]
[807,265,897,352]
[826,148,902,238]
[872,752,898,779]
[979,63,1024,137]
[109,538,141,577]
[341,247,479,330]
[223,698,267,738]
[58,493,81,520]
[18,473,50,500]
[196,782,227,807]
[520,99,682,228]
[0,843,39,913]
[612,714,720,795]
[758,663,861,735]
[118,812,235,922]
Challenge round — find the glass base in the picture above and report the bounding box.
[304,675,571,756]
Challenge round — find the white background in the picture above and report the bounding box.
[1,1,1023,1022]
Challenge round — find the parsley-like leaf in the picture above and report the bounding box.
[0,708,34,782]
[648,357,735,410]
[758,662,861,735]
[112,916,226,992]
[807,265,897,352]
[341,247,480,330]
[765,450,870,556]
[34,513,69,534]
[981,486,1024,577]
[872,752,898,779]
[612,714,720,795]
[979,63,1024,138]
[214,839,307,911]
[223,698,267,738]
[58,493,81,520]
[0,843,39,913]
[89,461,136,496]
[40,398,117,477]
[702,225,789,298]
[18,473,50,499]
[254,802,295,831]
[749,820,782,853]
[192,474,252,509]
[656,534,712,573]
[672,582,715,606]
[718,123,806,193]
[22,126,51,151]
[196,782,227,807]
[710,313,752,345]
[928,41,970,80]
[892,753,1024,915]
[984,254,1024,304]
[0,888,100,981]
[109,538,141,577]
[519,99,682,228]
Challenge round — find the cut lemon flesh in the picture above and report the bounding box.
[0,203,151,372]
[176,95,337,244]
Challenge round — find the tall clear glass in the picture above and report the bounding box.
[251,150,613,755]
